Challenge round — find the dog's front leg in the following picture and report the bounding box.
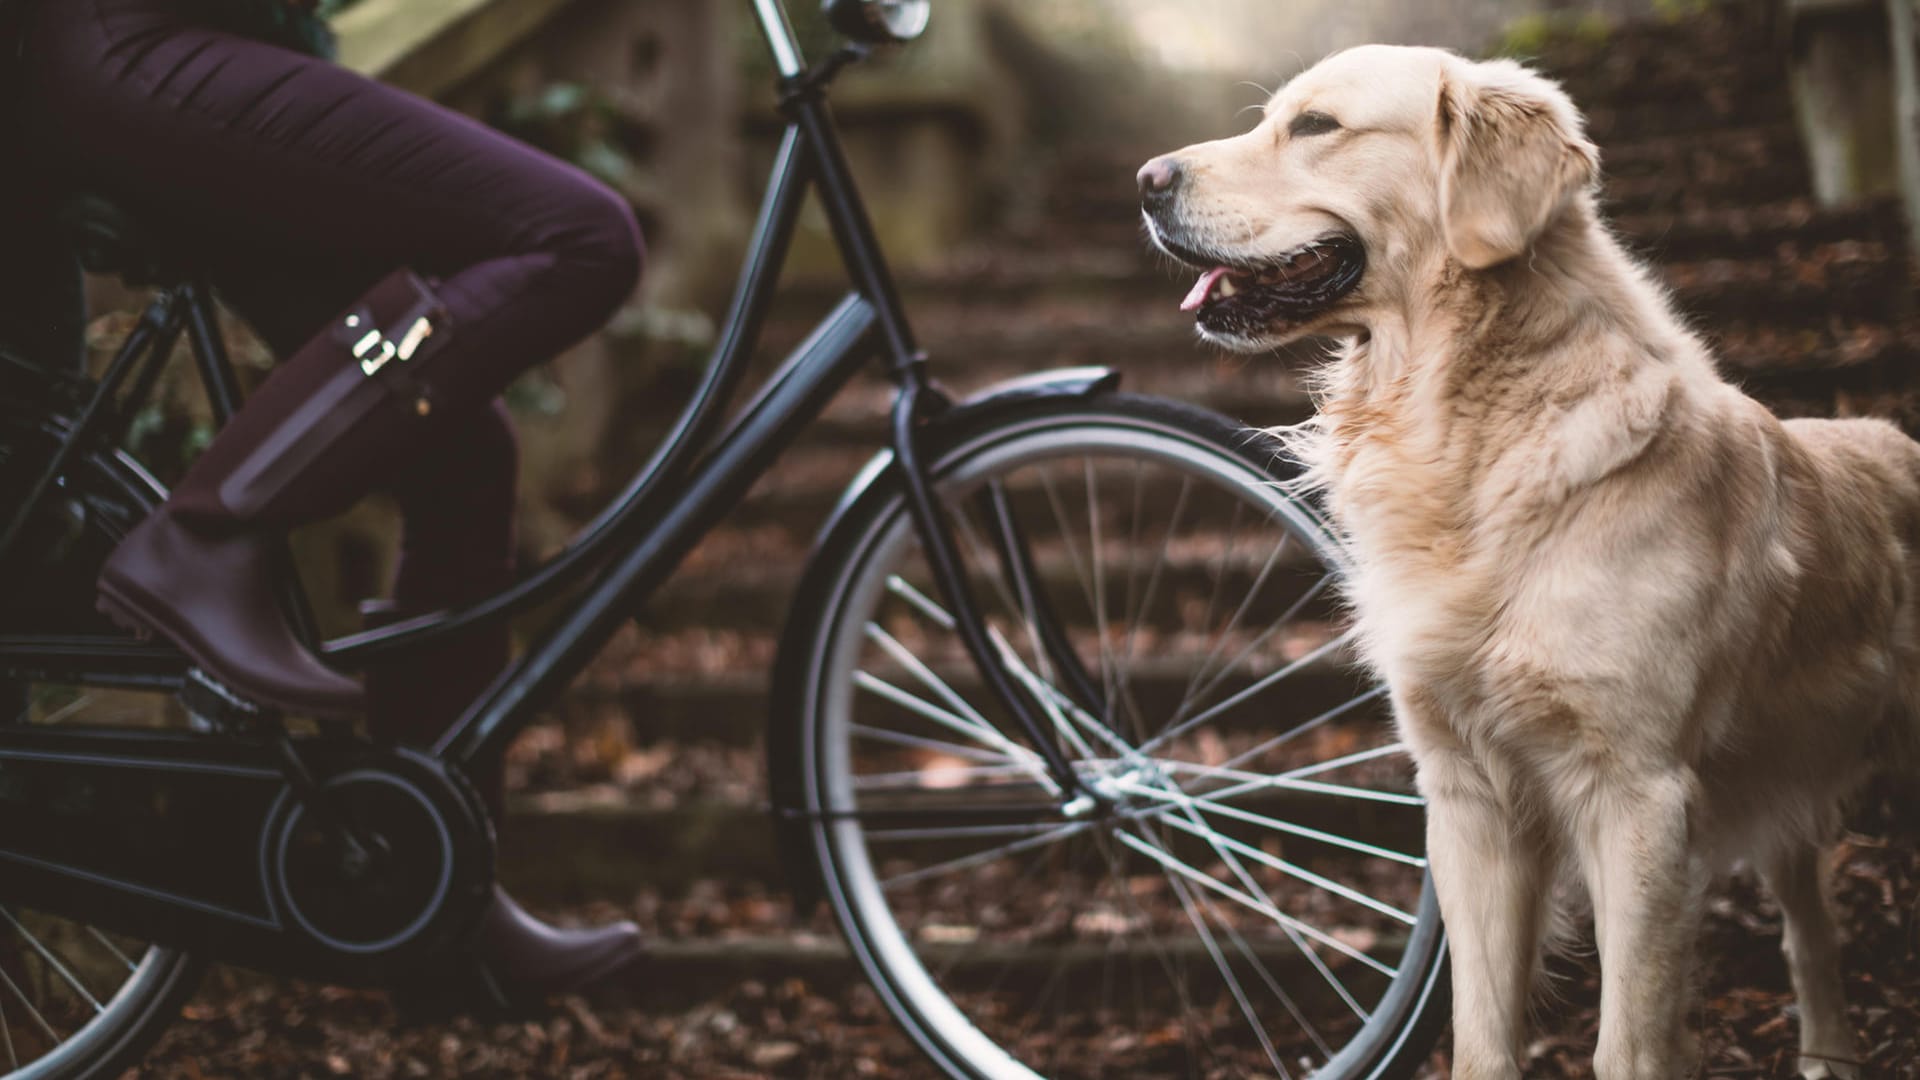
[1761,841,1859,1079]
[1580,769,1704,1080]
[1421,753,1550,1080]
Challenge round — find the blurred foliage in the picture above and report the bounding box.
[1492,11,1613,58]
[124,402,213,485]
[489,82,646,199]
[1652,0,1713,20]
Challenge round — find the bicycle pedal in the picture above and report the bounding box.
[181,667,276,733]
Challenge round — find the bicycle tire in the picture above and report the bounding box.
[0,406,207,1079]
[773,390,1448,1079]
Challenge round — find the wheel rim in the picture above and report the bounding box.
[808,414,1435,1079]
[0,422,199,1078]
[0,907,182,1080]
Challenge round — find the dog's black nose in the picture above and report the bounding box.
[1137,157,1182,206]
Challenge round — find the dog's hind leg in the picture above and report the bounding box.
[1420,754,1552,1080]
[1760,841,1859,1080]
[1579,768,1704,1080]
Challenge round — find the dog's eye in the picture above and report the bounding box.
[1288,111,1341,138]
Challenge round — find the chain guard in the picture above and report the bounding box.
[0,727,493,985]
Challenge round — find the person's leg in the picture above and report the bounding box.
[14,0,645,998]
[368,397,519,764]
[217,261,520,762]
[218,267,632,1002]
[15,0,641,713]
[0,203,86,376]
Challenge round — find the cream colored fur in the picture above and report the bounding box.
[1145,44,1919,1079]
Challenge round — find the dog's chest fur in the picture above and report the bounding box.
[1305,330,1713,754]
[1307,321,1920,838]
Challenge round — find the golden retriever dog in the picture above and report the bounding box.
[1138,45,1919,1079]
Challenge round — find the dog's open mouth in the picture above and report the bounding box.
[1171,235,1366,338]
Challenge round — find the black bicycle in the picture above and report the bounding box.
[0,2,1447,1076]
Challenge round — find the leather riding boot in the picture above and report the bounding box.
[96,271,449,716]
[361,604,645,1010]
[475,886,645,1001]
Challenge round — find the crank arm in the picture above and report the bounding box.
[0,726,492,985]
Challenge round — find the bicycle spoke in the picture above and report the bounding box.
[881,820,1094,891]
[808,407,1444,1075]
[1117,778,1427,869]
[0,955,59,1045]
[86,929,138,974]
[1164,794,1342,1054]
[865,821,1076,842]
[37,692,96,728]
[1111,476,1191,731]
[985,625,1101,765]
[0,908,103,1014]
[1165,760,1425,808]
[849,723,1025,766]
[1149,800,1374,1027]
[854,629,1057,787]
[1084,457,1118,725]
[1154,809,1417,925]
[0,989,16,1071]
[886,574,955,630]
[1124,825,1292,1079]
[1210,685,1390,777]
[947,499,1026,637]
[883,566,1133,763]
[1171,498,1247,707]
[1113,828,1397,978]
[1089,830,1205,1059]
[1141,624,1358,756]
[1176,565,1331,727]
[985,477,1057,685]
[1196,738,1410,806]
[852,763,1051,791]
[1035,464,1098,638]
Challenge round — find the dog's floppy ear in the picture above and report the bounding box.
[1435,58,1598,269]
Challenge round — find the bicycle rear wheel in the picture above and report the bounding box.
[0,408,206,1078]
[776,392,1446,1079]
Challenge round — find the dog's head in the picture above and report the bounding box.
[1140,45,1599,351]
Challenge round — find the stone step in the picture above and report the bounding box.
[1036,103,1801,230]
[1615,198,1904,263]
[500,752,1411,901]
[566,643,1368,755]
[1600,154,1808,218]
[594,928,1412,1007]
[1029,141,1804,242]
[1599,123,1803,181]
[721,378,1312,541]
[648,531,1335,635]
[1549,54,1784,113]
[1004,194,1893,272]
[767,237,1909,352]
[1664,241,1915,328]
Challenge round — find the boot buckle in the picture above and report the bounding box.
[349,315,434,377]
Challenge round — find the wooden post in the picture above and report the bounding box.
[1890,0,1920,253]
[1784,0,1900,206]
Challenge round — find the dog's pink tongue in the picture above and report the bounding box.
[1181,267,1232,312]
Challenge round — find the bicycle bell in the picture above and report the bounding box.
[823,0,931,43]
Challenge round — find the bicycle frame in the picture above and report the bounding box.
[0,1,1097,804]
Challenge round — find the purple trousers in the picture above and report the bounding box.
[10,0,644,743]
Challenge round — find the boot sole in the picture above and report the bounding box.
[95,582,363,720]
